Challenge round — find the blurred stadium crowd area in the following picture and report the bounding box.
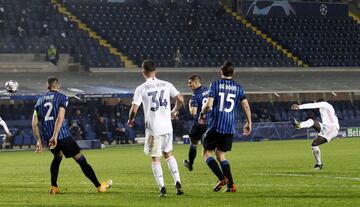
[0,0,358,69]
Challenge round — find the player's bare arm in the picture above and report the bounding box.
[188,99,197,116]
[171,94,184,118]
[241,99,252,136]
[128,103,139,127]
[49,107,66,149]
[199,97,213,125]
[32,110,43,152]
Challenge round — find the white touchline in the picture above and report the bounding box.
[254,173,360,181]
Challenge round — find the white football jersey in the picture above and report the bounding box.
[299,102,339,130]
[133,77,180,136]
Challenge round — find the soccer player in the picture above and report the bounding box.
[32,77,112,194]
[291,101,339,170]
[199,61,252,192]
[128,59,184,197]
[0,116,12,137]
[183,75,210,171]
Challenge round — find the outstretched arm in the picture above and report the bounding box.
[292,102,329,111]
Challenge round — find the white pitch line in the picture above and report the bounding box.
[254,173,360,181]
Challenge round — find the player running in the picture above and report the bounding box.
[199,61,252,192]
[291,101,339,170]
[128,59,184,197]
[32,77,112,194]
[183,75,211,171]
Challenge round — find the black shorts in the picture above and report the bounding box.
[189,124,207,141]
[50,137,81,158]
[203,130,233,152]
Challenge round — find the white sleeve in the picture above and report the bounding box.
[299,102,330,110]
[132,87,142,106]
[168,83,180,98]
[0,117,10,134]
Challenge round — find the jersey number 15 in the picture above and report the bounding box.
[219,92,236,113]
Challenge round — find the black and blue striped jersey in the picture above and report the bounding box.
[34,91,71,141]
[208,79,246,134]
[191,86,211,126]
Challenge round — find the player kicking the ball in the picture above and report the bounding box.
[32,77,112,194]
[291,101,339,170]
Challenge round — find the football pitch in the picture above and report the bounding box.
[0,138,359,207]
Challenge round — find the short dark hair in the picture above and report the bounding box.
[142,59,156,72]
[188,74,201,82]
[221,61,234,77]
[47,76,59,90]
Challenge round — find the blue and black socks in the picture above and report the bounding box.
[220,160,234,186]
[188,144,197,165]
[50,155,62,187]
[76,155,101,187]
[206,157,225,181]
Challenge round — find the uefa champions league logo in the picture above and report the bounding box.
[320,4,328,16]
[246,0,296,16]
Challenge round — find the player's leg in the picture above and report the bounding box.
[215,150,236,192]
[311,136,327,170]
[151,156,166,196]
[145,134,166,196]
[163,151,184,195]
[184,125,203,171]
[203,131,227,191]
[184,138,199,171]
[216,133,236,192]
[73,153,100,186]
[49,147,63,194]
[294,118,321,132]
[203,148,227,191]
[61,138,111,192]
[162,133,184,195]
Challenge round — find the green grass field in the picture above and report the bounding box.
[0,138,359,207]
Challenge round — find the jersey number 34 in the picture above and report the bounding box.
[148,90,168,112]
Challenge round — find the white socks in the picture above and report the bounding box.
[152,161,164,189]
[300,119,315,128]
[166,156,181,185]
[312,146,322,165]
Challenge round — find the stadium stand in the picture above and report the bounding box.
[0,0,124,69]
[63,0,297,67]
[247,16,360,67]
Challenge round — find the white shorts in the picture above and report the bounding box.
[144,132,173,157]
[318,123,339,142]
